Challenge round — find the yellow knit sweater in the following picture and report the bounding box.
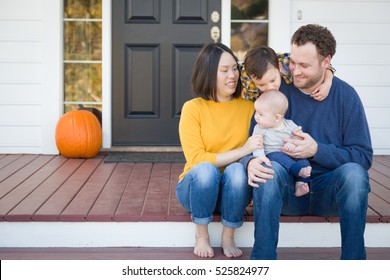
[178,97,254,181]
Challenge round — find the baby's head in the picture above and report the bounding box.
[254,90,289,128]
[244,46,282,92]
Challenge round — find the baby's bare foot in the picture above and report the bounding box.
[298,166,312,178]
[295,182,310,197]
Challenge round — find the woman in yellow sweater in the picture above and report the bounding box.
[176,43,262,258]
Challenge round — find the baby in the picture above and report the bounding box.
[252,90,311,196]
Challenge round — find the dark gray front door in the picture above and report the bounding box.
[112,0,221,145]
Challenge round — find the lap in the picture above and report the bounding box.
[259,162,369,216]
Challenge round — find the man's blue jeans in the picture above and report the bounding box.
[251,161,370,260]
[176,162,252,228]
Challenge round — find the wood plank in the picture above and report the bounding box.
[369,169,390,192]
[0,156,67,218]
[1,247,389,260]
[6,158,84,221]
[87,162,134,221]
[114,163,153,221]
[371,159,390,176]
[167,163,190,221]
[368,192,390,222]
[0,154,22,170]
[0,154,38,183]
[60,161,117,221]
[366,206,381,223]
[369,178,390,203]
[141,163,171,219]
[374,155,390,168]
[0,155,54,199]
[33,156,104,221]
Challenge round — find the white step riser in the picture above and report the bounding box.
[1,222,389,248]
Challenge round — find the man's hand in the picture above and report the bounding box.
[247,156,274,188]
[292,126,303,136]
[281,130,318,159]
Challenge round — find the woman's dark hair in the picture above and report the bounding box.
[192,42,241,102]
[243,46,279,80]
[291,24,336,58]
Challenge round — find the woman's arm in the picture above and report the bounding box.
[216,134,262,167]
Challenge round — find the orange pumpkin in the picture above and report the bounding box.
[55,110,102,158]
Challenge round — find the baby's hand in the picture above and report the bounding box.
[283,142,296,152]
[311,86,328,101]
[311,68,333,101]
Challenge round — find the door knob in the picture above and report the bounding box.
[210,26,220,42]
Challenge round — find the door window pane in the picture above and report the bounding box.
[64,21,102,61]
[63,0,102,115]
[64,0,102,18]
[231,0,269,61]
[64,63,102,103]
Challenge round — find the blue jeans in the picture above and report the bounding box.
[176,162,252,228]
[267,151,311,183]
[251,161,370,260]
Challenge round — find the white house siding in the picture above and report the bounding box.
[290,0,390,155]
[0,0,389,155]
[0,0,61,154]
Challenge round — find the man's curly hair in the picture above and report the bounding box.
[291,24,336,58]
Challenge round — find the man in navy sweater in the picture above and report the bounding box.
[241,24,373,259]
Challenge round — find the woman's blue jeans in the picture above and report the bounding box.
[251,161,370,260]
[176,162,252,228]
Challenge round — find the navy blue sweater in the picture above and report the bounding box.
[242,77,373,172]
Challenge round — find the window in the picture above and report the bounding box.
[231,0,269,62]
[63,0,102,123]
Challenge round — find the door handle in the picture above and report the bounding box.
[210,26,220,42]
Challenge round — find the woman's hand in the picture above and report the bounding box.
[243,135,263,154]
[216,135,263,168]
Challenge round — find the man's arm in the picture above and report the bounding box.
[282,97,373,170]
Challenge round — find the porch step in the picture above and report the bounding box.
[1,221,389,248]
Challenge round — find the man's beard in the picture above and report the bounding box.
[293,71,325,92]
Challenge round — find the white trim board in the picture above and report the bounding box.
[1,222,389,248]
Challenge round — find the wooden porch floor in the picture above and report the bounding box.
[0,153,390,260]
[0,153,389,223]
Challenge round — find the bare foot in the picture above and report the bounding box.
[298,166,311,178]
[221,226,242,258]
[295,182,310,197]
[194,224,214,258]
